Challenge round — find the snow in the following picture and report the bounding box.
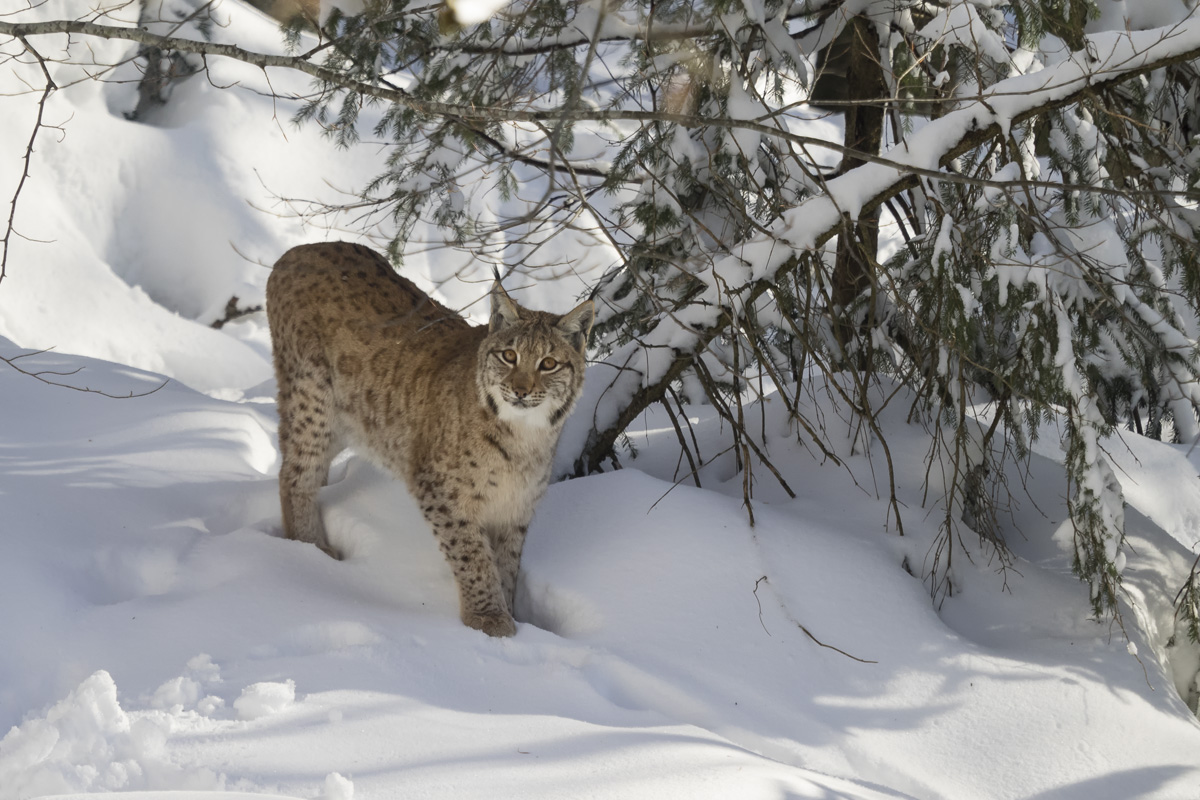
[2,2,1200,799]
[4,340,1200,799]
[445,0,512,27]
[233,681,296,721]
[916,2,1010,67]
[690,9,1200,312]
[725,74,765,158]
[0,0,386,393]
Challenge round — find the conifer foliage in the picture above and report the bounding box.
[283,0,1200,626]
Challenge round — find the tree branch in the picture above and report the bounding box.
[6,13,1200,471]
[1,348,169,398]
[5,18,1199,199]
[576,20,1200,469]
[2,34,56,285]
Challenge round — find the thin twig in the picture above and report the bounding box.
[660,395,701,488]
[753,575,772,636]
[754,576,877,663]
[2,349,169,398]
[2,35,56,284]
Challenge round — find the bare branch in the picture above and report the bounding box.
[2,34,56,285]
[754,576,877,663]
[2,348,169,398]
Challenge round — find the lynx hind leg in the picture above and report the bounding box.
[276,365,342,560]
[418,483,516,637]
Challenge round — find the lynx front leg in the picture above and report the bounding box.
[276,373,341,560]
[418,483,515,637]
[489,523,529,614]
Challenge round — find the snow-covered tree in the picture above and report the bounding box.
[4,0,1200,628]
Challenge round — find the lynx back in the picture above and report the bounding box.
[267,242,593,637]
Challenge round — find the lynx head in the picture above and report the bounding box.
[477,283,594,429]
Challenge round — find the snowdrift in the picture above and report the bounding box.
[1,345,1199,799]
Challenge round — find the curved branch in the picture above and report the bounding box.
[2,348,169,398]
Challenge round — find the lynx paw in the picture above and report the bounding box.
[463,611,517,638]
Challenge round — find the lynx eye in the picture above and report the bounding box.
[539,357,558,371]
[501,349,518,364]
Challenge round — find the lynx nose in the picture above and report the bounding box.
[509,375,535,399]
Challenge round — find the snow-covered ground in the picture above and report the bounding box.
[5,342,1200,800]
[3,2,1200,798]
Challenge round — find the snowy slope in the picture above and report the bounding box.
[3,0,1200,798]
[0,0,396,393]
[0,346,905,799]
[2,343,1200,799]
[0,0,615,396]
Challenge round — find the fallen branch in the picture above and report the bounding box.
[754,576,877,664]
[2,348,169,398]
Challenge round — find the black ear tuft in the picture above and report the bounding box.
[489,281,522,333]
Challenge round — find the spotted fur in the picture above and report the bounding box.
[267,242,593,637]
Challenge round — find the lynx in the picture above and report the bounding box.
[266,242,594,637]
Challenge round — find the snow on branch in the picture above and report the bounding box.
[5,14,1197,139]
[573,15,1200,469]
[728,17,1200,287]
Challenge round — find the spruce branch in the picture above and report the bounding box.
[2,18,1199,202]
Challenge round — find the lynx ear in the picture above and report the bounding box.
[556,300,595,353]
[489,282,522,333]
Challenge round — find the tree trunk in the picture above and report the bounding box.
[830,16,886,348]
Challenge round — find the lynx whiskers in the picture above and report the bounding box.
[267,242,593,637]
